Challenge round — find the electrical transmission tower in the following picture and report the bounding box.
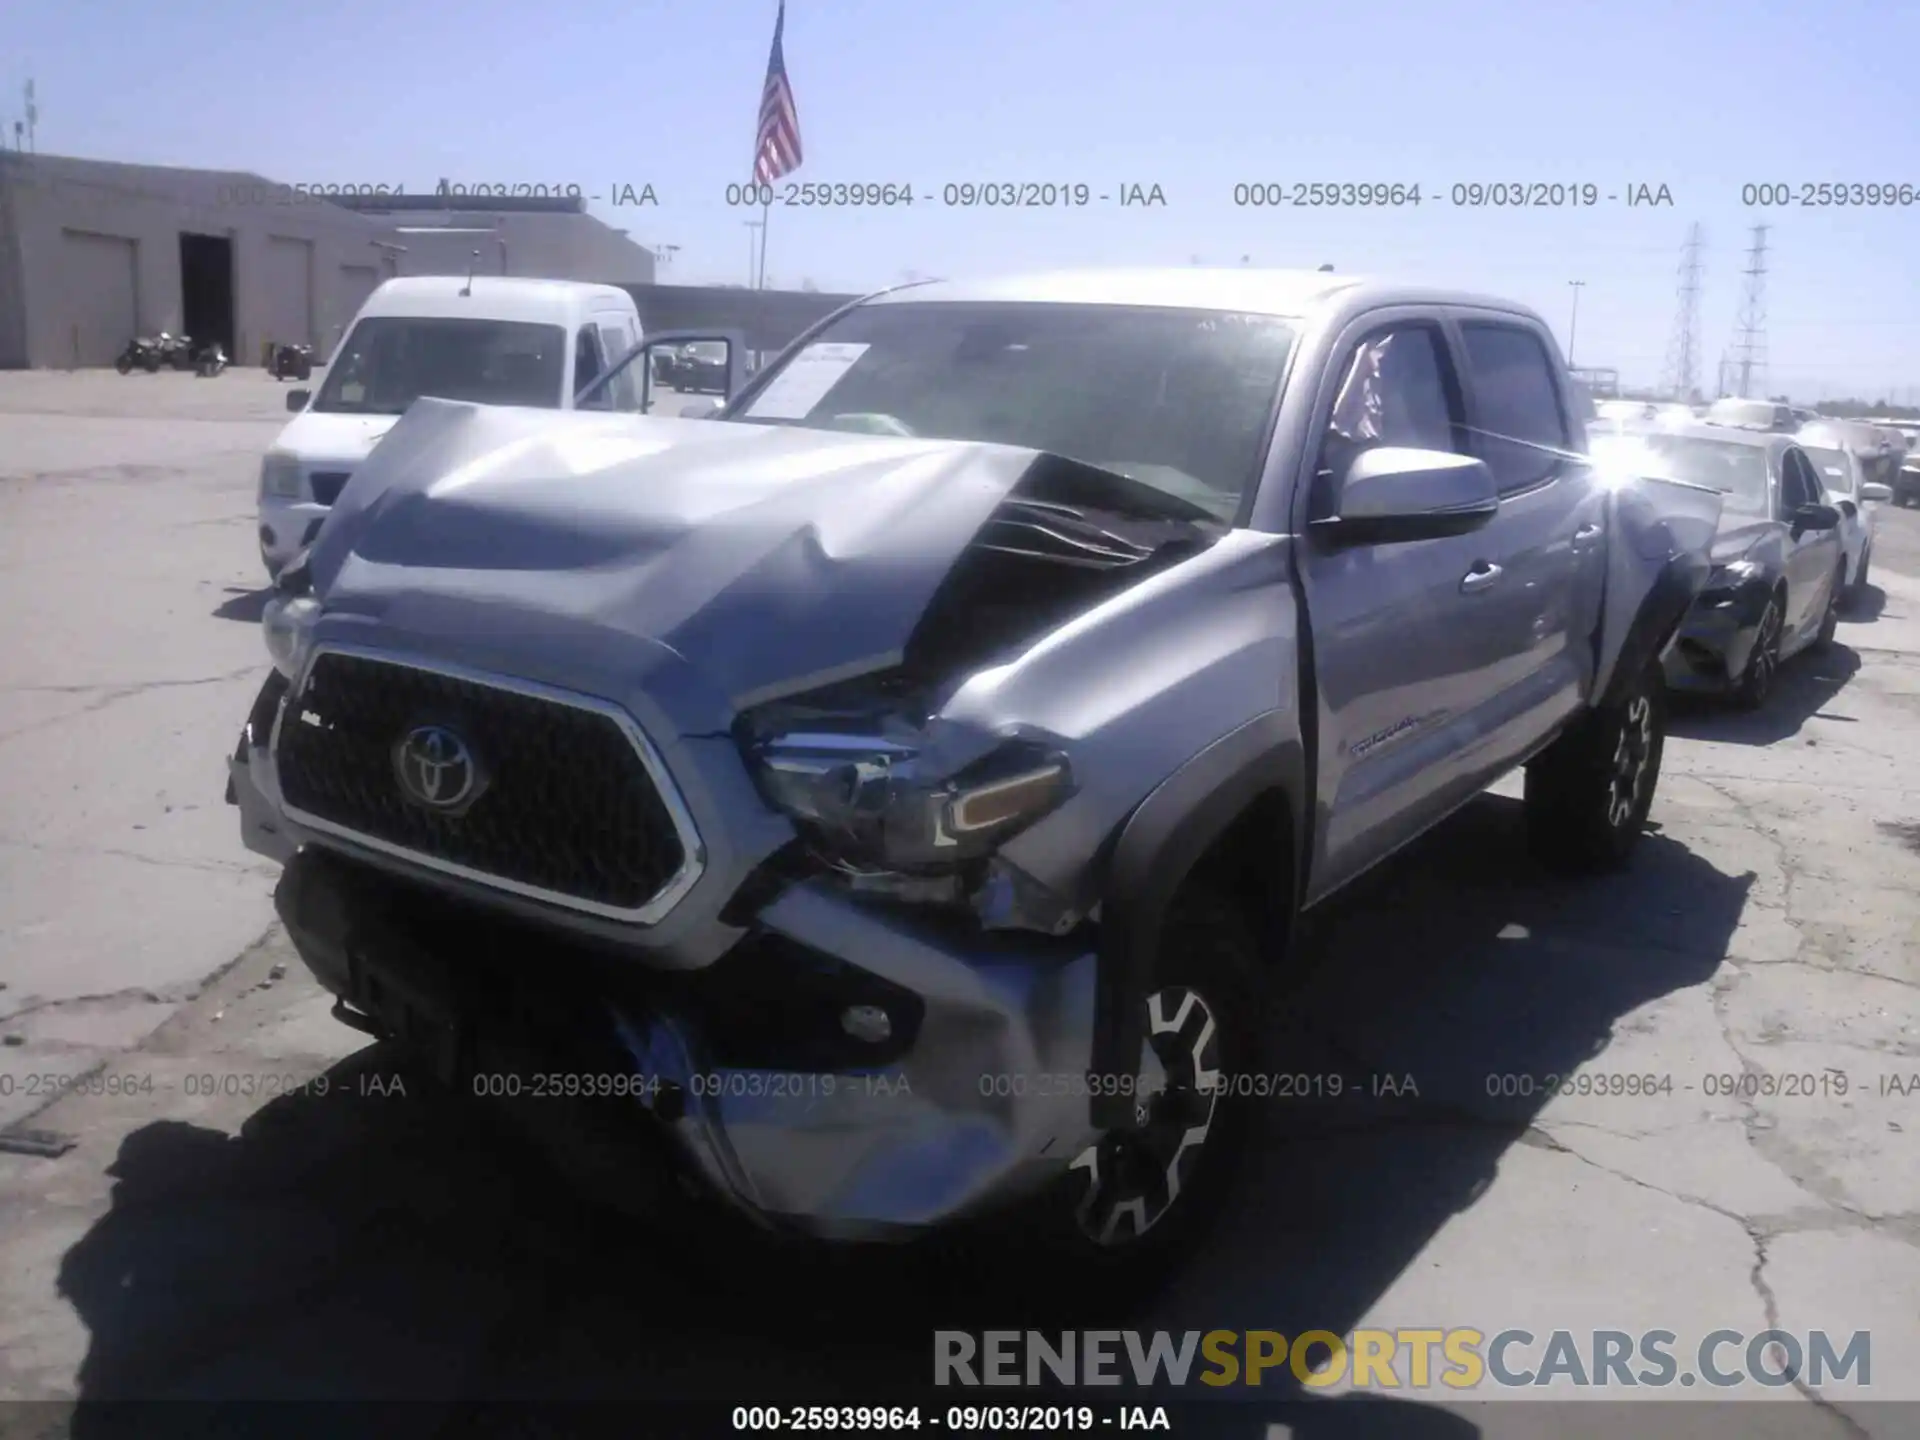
[1727,224,1770,400]
[1661,224,1705,403]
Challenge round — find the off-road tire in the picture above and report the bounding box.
[1731,594,1783,712]
[1812,564,1844,652]
[1023,885,1263,1305]
[1524,657,1667,874]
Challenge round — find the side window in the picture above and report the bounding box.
[1315,324,1463,505]
[1458,322,1571,494]
[573,326,606,408]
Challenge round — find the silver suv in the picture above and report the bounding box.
[228,269,1721,1278]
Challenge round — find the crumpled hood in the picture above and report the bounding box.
[307,399,1052,712]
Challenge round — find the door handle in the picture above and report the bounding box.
[1460,562,1503,593]
[1574,522,1603,541]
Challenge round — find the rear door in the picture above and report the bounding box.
[1295,314,1517,902]
[1452,316,1603,762]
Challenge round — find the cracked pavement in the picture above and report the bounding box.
[0,371,1915,1436]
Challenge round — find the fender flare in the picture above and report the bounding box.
[1088,710,1304,1130]
[1599,548,1713,709]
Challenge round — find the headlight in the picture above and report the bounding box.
[261,594,320,678]
[748,727,1074,871]
[260,452,302,499]
[1704,557,1761,593]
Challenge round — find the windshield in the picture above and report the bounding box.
[313,316,569,414]
[1629,433,1774,514]
[1800,445,1855,496]
[732,300,1296,522]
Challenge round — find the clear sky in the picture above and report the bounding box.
[9,0,1919,400]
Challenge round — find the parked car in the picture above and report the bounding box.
[1893,428,1920,507]
[228,268,1721,1278]
[1703,397,1797,433]
[676,340,731,394]
[1800,417,1908,510]
[1593,424,1843,710]
[1797,435,1892,600]
[257,276,647,579]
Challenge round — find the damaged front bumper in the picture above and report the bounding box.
[1661,580,1769,693]
[231,706,1102,1240]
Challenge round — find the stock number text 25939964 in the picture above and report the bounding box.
[1741,182,1920,207]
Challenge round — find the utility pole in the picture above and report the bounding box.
[1729,225,1770,400]
[1662,224,1706,403]
[22,79,36,154]
[1566,280,1585,366]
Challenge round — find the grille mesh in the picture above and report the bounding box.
[276,653,688,911]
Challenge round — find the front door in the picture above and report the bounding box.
[1296,316,1523,903]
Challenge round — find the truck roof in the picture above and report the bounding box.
[866,267,1543,325]
[355,275,636,325]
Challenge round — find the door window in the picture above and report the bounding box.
[573,325,607,408]
[597,322,641,410]
[1314,324,1464,513]
[1459,323,1571,493]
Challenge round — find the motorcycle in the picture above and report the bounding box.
[270,342,314,382]
[193,341,229,378]
[158,333,198,371]
[113,335,164,374]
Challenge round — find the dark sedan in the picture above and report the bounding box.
[1593,424,1844,710]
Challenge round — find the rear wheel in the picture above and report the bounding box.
[1731,595,1782,711]
[114,352,132,374]
[1524,657,1666,873]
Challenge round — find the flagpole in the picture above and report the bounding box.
[757,196,769,290]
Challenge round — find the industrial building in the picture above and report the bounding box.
[0,152,660,369]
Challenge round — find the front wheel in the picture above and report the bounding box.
[1034,887,1261,1297]
[1812,565,1844,652]
[1850,547,1871,601]
[1524,657,1667,874]
[1732,595,1782,711]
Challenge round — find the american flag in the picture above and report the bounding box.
[752,1,803,186]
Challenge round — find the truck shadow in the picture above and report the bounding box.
[53,794,1749,1438]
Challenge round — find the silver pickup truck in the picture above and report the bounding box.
[227,268,1722,1282]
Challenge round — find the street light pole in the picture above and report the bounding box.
[1567,280,1585,367]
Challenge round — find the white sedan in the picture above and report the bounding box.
[1799,438,1891,602]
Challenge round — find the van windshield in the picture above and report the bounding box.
[313,316,569,414]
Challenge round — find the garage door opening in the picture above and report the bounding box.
[179,233,235,355]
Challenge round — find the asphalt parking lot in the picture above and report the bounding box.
[0,369,1916,1437]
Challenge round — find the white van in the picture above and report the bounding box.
[257,276,644,578]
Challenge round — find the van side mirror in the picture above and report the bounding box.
[1311,447,1500,546]
[285,389,310,412]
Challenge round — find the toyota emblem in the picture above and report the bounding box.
[393,724,484,811]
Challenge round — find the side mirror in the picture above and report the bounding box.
[1312,447,1500,546]
[1792,502,1840,535]
[285,389,310,412]
[678,398,722,418]
[1860,482,1892,503]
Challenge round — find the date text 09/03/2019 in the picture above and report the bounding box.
[731,1405,1171,1432]
[1229,182,1674,208]
[724,182,1168,208]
